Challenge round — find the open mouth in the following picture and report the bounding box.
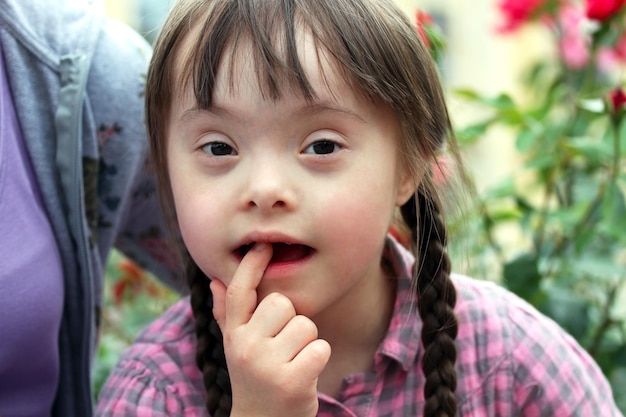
[238,242,313,263]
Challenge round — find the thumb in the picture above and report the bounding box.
[210,278,228,329]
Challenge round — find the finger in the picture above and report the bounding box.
[290,339,331,382]
[248,292,296,337]
[225,242,273,328]
[210,278,228,329]
[273,315,318,359]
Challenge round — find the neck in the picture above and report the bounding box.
[314,261,397,398]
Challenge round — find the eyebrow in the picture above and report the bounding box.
[178,101,367,125]
[294,102,366,123]
[178,106,234,125]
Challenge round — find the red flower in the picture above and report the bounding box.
[112,259,146,305]
[497,0,547,32]
[609,87,626,113]
[415,10,434,47]
[586,0,626,21]
[118,259,145,282]
[112,280,128,306]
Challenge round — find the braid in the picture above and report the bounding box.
[401,188,458,417]
[186,258,232,416]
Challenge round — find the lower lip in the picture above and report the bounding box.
[262,251,315,280]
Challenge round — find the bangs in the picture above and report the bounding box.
[180,0,326,108]
[177,0,424,110]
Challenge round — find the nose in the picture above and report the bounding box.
[242,158,297,212]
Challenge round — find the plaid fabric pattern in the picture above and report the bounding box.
[96,237,622,417]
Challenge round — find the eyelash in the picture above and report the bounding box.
[302,140,343,155]
[201,142,237,156]
[201,139,343,157]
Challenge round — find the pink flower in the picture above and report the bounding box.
[415,10,434,47]
[609,87,626,113]
[432,155,452,187]
[560,36,590,68]
[597,33,626,71]
[558,5,590,68]
[497,0,547,33]
[586,0,626,21]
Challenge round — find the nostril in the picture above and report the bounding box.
[246,198,288,209]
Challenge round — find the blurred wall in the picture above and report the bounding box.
[105,0,174,43]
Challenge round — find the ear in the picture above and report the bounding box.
[395,164,420,207]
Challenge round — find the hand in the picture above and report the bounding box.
[210,243,331,417]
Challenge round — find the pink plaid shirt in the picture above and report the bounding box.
[96,237,622,416]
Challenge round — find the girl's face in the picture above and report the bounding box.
[166,29,416,323]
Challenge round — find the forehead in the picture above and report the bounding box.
[171,17,359,109]
[231,35,346,100]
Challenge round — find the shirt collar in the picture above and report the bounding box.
[375,235,421,372]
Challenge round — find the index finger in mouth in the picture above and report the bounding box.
[224,242,273,328]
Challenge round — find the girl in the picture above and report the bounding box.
[96,0,622,416]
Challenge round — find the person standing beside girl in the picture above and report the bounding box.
[96,0,622,415]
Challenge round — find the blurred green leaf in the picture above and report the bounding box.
[541,286,590,341]
[484,178,516,199]
[515,128,539,152]
[503,253,541,302]
[456,118,494,145]
[454,89,516,111]
[565,137,612,165]
[602,181,626,225]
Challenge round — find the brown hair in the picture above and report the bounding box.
[146,0,459,415]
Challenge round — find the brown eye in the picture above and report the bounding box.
[304,140,340,155]
[202,142,237,156]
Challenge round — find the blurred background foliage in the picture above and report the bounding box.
[447,0,626,410]
[94,252,178,397]
[98,0,625,410]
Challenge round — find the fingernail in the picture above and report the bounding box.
[254,242,269,251]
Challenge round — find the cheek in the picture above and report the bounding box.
[334,201,393,242]
[176,203,233,285]
[169,174,228,279]
[175,199,213,257]
[318,173,397,250]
